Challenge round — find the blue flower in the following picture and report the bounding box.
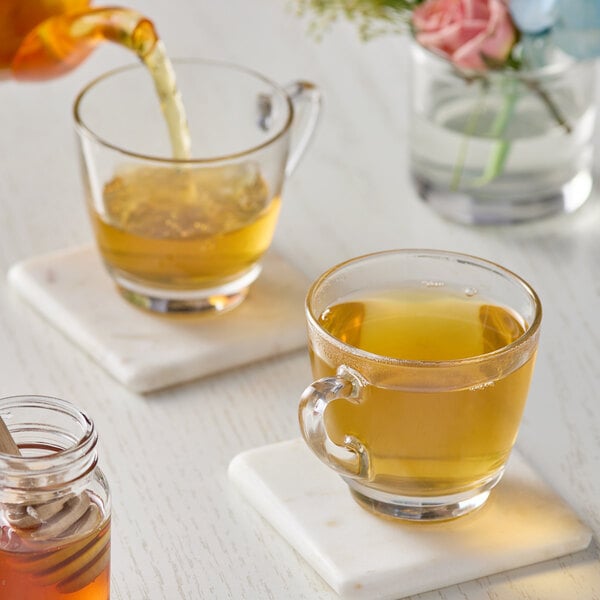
[553,0,600,59]
[510,0,556,34]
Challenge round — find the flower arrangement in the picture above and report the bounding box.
[295,1,599,223]
[295,0,600,67]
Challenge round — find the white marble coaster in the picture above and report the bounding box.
[228,438,592,600]
[8,245,310,393]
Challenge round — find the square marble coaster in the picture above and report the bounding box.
[228,438,592,600]
[8,245,310,393]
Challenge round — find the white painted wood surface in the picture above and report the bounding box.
[0,1,599,598]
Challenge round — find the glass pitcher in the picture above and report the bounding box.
[1,0,158,80]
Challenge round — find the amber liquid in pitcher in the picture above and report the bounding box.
[312,287,537,496]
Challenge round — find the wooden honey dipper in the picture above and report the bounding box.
[0,415,110,593]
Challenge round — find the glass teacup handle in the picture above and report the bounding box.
[298,365,370,479]
[257,81,322,176]
[284,81,321,176]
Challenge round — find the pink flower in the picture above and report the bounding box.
[412,0,517,71]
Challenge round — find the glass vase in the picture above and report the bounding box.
[409,43,596,225]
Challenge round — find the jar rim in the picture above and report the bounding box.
[0,395,97,485]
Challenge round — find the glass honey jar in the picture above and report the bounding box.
[0,395,111,599]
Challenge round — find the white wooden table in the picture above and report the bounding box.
[1,1,599,598]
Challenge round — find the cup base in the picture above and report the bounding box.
[344,469,504,522]
[111,264,261,314]
[413,169,592,225]
[116,285,249,314]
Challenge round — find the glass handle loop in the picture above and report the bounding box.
[284,80,322,177]
[298,365,369,479]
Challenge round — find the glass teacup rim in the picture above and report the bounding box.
[306,248,543,369]
[73,57,294,164]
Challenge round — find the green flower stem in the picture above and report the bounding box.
[451,80,488,191]
[458,73,572,190]
[473,78,519,187]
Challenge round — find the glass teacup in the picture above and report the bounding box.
[299,250,542,521]
[74,59,320,313]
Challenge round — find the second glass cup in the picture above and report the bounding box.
[74,59,320,313]
[299,250,542,521]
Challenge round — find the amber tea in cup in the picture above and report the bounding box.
[74,59,320,313]
[299,250,542,521]
[94,162,279,297]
